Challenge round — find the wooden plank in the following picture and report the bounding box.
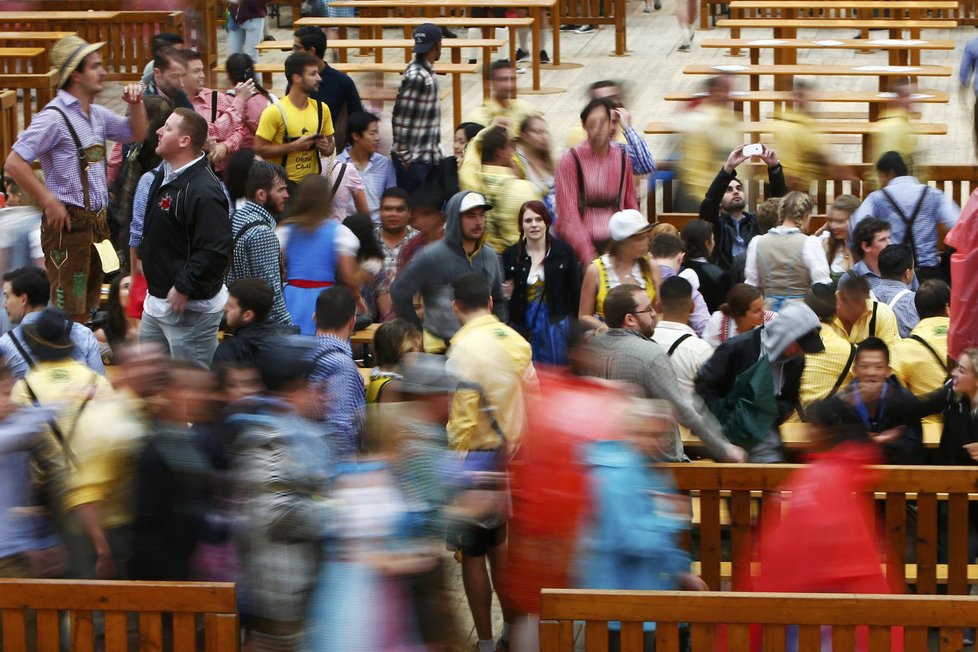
[797,625,822,651]
[716,17,957,27]
[947,493,970,595]
[204,612,238,652]
[831,625,856,651]
[690,623,715,649]
[296,16,535,27]
[940,626,964,652]
[867,626,891,652]
[903,626,928,650]
[139,611,163,651]
[762,624,787,651]
[71,610,95,652]
[729,490,753,588]
[0,580,238,612]
[729,0,957,8]
[539,620,574,652]
[726,623,751,649]
[699,38,955,50]
[620,621,644,651]
[171,613,197,651]
[644,121,947,136]
[885,492,908,585]
[654,623,680,652]
[916,492,938,594]
[35,609,59,652]
[683,63,952,77]
[699,489,723,590]
[103,612,128,652]
[2,611,27,651]
[584,620,609,652]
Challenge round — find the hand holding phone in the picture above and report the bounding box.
[743,143,764,157]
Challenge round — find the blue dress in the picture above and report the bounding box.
[283,221,338,335]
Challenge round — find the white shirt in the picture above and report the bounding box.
[744,225,831,289]
[651,320,714,410]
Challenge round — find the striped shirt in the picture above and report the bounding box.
[391,58,441,166]
[798,325,855,409]
[12,90,134,212]
[554,141,639,263]
[188,88,247,173]
[890,316,949,426]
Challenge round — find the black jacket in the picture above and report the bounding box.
[820,378,928,464]
[140,158,232,301]
[694,328,803,426]
[502,236,581,332]
[923,384,978,466]
[683,259,731,313]
[212,319,295,366]
[698,164,788,273]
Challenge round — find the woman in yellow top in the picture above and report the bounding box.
[365,319,422,404]
[578,209,660,331]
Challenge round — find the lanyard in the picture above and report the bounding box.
[852,379,888,432]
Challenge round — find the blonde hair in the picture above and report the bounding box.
[830,194,860,216]
[778,191,814,227]
[650,222,679,239]
[958,348,978,406]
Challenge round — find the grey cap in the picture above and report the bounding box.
[398,353,458,395]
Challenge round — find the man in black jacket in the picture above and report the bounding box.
[698,144,788,275]
[213,278,293,366]
[140,107,231,367]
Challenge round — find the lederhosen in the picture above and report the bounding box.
[41,106,109,317]
[572,147,626,255]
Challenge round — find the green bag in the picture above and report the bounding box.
[711,354,779,451]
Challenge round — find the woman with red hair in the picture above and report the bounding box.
[502,201,581,365]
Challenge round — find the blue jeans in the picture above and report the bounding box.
[227,16,265,63]
[140,308,223,368]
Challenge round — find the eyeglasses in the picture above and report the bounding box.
[630,307,656,316]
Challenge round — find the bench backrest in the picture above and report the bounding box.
[0,89,17,169]
[539,589,978,650]
[650,164,977,218]
[0,579,238,651]
[663,463,978,595]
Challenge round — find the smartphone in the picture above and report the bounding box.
[743,143,764,157]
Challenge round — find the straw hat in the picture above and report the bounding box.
[52,35,105,89]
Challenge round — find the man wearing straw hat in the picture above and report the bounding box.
[4,35,147,323]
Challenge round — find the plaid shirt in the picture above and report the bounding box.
[12,90,134,212]
[391,58,442,166]
[310,335,366,458]
[227,201,291,325]
[375,224,418,288]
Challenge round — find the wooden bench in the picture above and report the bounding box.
[256,38,506,98]
[539,589,978,650]
[644,119,946,162]
[0,11,185,82]
[0,89,17,169]
[0,579,238,650]
[293,17,547,90]
[648,163,978,219]
[664,88,949,122]
[665,464,978,596]
[0,70,59,131]
[0,47,47,75]
[214,61,479,128]
[682,63,952,93]
[699,36,955,67]
[715,17,958,51]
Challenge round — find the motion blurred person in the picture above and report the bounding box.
[445,273,537,652]
[230,339,333,652]
[677,76,739,211]
[869,81,918,180]
[516,115,557,217]
[396,188,445,272]
[366,319,421,403]
[465,61,536,136]
[773,82,847,190]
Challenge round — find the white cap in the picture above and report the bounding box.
[458,192,493,213]
[609,209,653,241]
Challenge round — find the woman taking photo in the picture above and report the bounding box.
[502,201,580,364]
[578,209,660,331]
[703,283,776,348]
[278,176,364,335]
[745,191,830,311]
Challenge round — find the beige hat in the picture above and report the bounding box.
[52,35,105,89]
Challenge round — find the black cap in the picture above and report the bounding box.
[795,328,825,354]
[23,308,75,362]
[413,23,442,53]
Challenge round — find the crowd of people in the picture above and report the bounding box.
[1,20,978,652]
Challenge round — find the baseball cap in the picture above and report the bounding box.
[458,191,493,213]
[413,24,443,54]
[609,209,654,242]
[795,328,825,354]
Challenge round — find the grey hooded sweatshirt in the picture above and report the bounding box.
[390,191,506,342]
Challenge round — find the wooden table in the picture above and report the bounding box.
[0,47,47,74]
[256,37,506,98]
[683,62,952,93]
[326,0,564,92]
[215,60,479,127]
[351,322,380,347]
[293,16,550,90]
[700,36,955,67]
[714,17,958,42]
[664,88,949,121]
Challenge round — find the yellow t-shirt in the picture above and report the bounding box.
[255,96,335,183]
[891,316,949,427]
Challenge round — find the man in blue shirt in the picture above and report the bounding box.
[850,151,958,282]
[872,244,919,338]
[292,26,364,151]
[1,267,103,380]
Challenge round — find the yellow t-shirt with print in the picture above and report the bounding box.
[256,96,334,183]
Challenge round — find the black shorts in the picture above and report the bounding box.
[448,521,508,557]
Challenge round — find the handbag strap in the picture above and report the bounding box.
[909,334,949,375]
[828,343,857,397]
[666,332,694,357]
[868,301,878,339]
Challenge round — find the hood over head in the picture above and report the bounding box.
[443,190,489,254]
[761,300,823,361]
